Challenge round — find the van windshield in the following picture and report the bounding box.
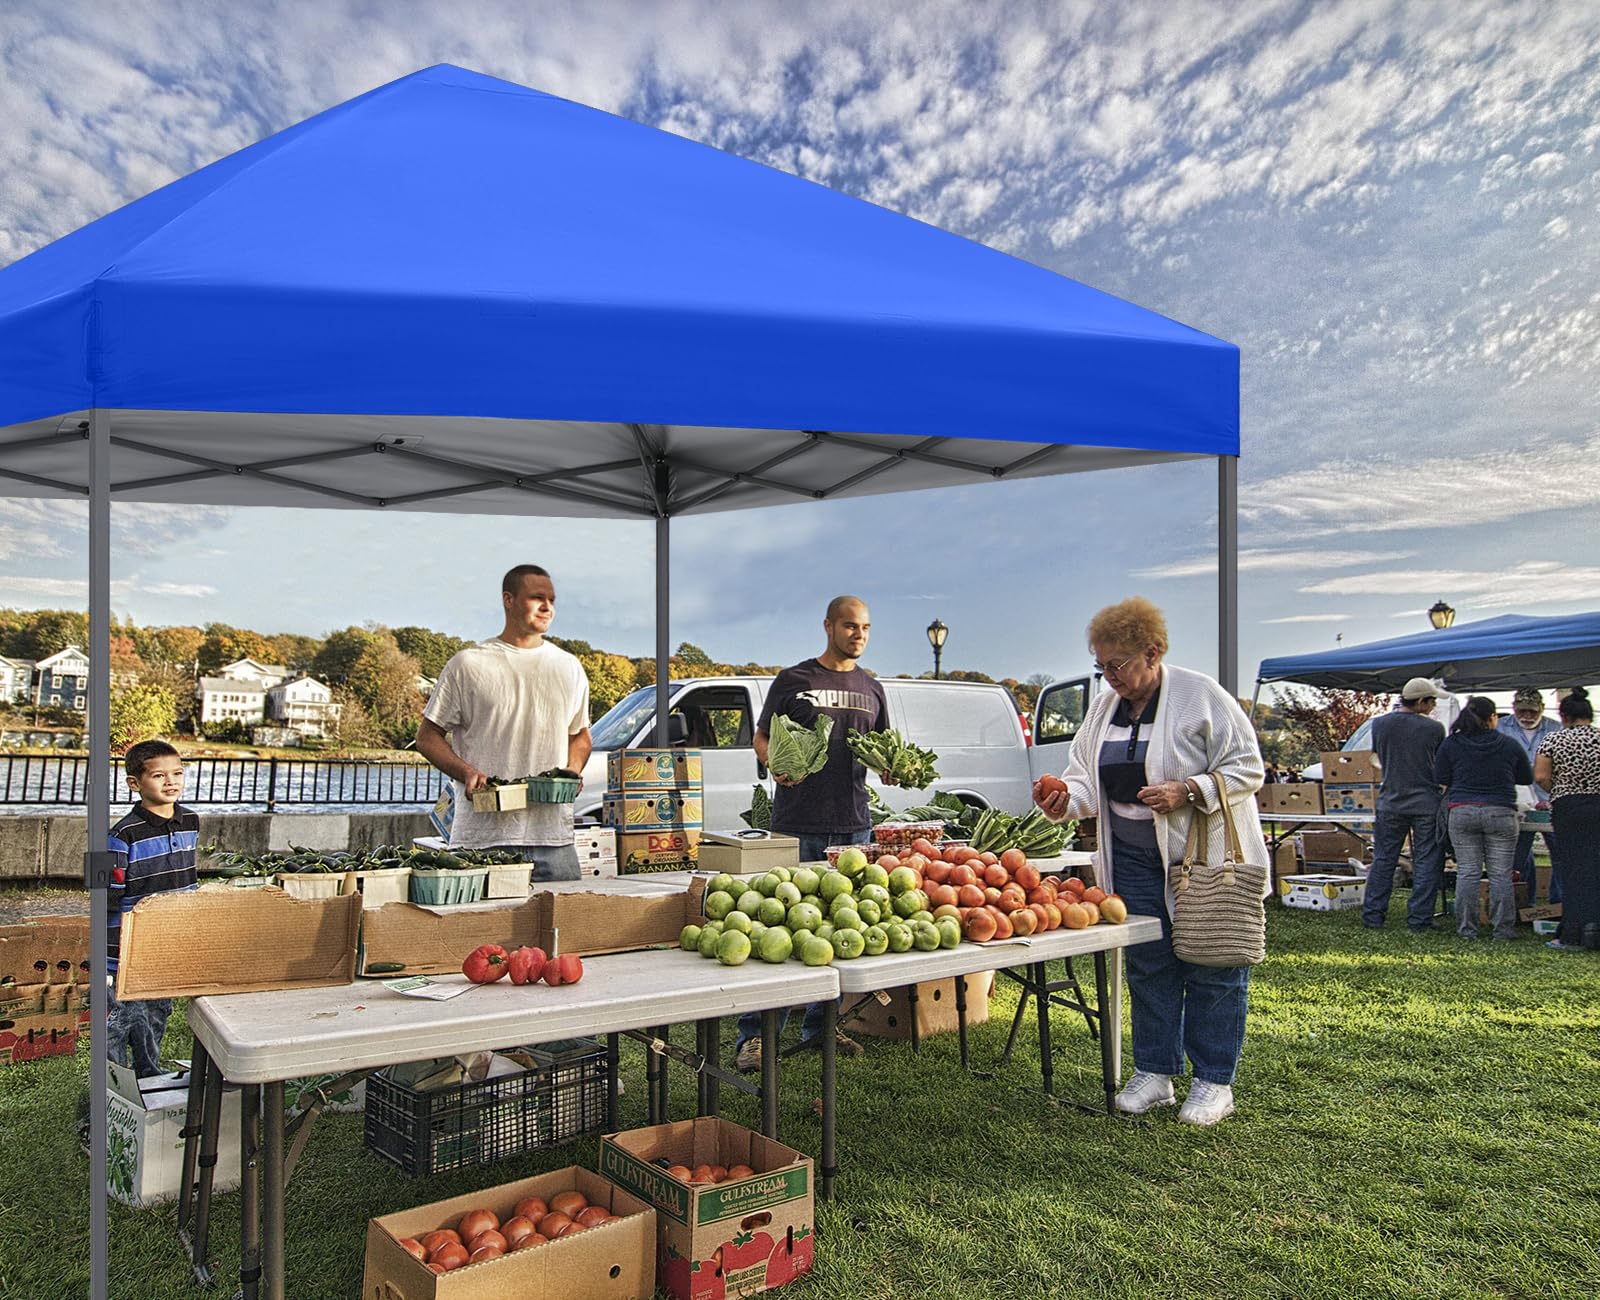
[590,684,681,750]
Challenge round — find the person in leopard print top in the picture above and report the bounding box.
[1536,688,1600,950]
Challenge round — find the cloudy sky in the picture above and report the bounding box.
[1,0,1597,696]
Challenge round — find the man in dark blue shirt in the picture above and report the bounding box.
[1363,680,1447,932]
[107,739,199,1076]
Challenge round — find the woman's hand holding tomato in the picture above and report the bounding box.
[1032,773,1070,819]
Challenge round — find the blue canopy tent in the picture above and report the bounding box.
[0,65,1239,1297]
[1255,611,1600,701]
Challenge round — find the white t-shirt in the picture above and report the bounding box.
[423,637,590,848]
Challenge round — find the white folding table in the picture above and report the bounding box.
[178,950,837,1299]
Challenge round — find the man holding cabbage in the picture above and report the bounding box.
[735,595,889,1071]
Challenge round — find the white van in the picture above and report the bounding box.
[577,673,1097,829]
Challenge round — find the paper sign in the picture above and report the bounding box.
[383,976,473,1001]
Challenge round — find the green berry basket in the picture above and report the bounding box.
[408,866,489,905]
[525,775,581,803]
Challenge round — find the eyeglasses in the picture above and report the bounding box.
[1092,653,1139,677]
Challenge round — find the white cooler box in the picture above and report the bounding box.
[1280,873,1365,912]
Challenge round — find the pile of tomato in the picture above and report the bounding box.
[395,1191,624,1274]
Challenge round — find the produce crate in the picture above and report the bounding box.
[408,866,488,906]
[346,868,411,909]
[273,872,345,900]
[526,775,581,803]
[871,822,945,853]
[471,782,528,813]
[363,1040,609,1176]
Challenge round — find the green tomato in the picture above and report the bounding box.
[858,883,891,909]
[698,928,723,959]
[831,907,863,933]
[801,893,824,912]
[787,902,824,933]
[892,890,927,919]
[703,890,737,921]
[774,881,802,907]
[863,863,891,890]
[813,922,835,946]
[885,923,914,953]
[829,892,861,920]
[709,873,737,897]
[717,930,752,966]
[862,924,889,956]
[936,917,962,949]
[679,924,703,952]
[912,922,942,952]
[770,866,793,885]
[835,846,869,878]
[887,866,921,896]
[855,898,882,927]
[748,921,767,943]
[791,867,821,896]
[818,871,854,903]
[831,927,866,959]
[758,927,793,963]
[789,927,815,957]
[722,910,753,936]
[754,872,779,897]
[758,897,788,926]
[737,889,764,917]
[800,936,835,966]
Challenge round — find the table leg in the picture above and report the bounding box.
[1034,961,1055,1096]
[760,1007,780,1138]
[998,973,1029,1067]
[647,1024,667,1125]
[820,997,837,1201]
[694,1020,709,1116]
[239,1085,261,1300]
[1105,949,1123,1084]
[1094,952,1119,1114]
[954,974,969,1070]
[187,1055,225,1278]
[176,1040,209,1234]
[907,982,921,1053]
[702,1017,721,1117]
[606,1033,621,1132]
[263,1081,285,1300]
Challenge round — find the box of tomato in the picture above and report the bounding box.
[598,1117,814,1300]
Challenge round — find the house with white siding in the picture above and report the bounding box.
[195,676,268,727]
[217,657,289,688]
[265,674,342,738]
[0,655,33,704]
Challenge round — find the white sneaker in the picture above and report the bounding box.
[1114,1070,1176,1115]
[1178,1079,1235,1126]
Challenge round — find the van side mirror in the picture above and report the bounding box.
[666,713,689,746]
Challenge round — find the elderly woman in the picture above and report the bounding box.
[1034,597,1268,1126]
[1536,687,1600,950]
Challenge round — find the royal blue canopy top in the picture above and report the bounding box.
[1257,612,1600,692]
[0,64,1238,516]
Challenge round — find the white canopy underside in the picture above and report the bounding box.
[0,410,1204,517]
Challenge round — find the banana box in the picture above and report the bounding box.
[608,749,702,790]
[604,791,703,832]
[1279,873,1365,912]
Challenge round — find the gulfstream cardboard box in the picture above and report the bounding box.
[599,1118,814,1300]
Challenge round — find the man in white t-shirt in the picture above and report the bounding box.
[416,565,592,880]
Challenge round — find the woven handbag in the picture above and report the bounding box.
[1170,773,1268,968]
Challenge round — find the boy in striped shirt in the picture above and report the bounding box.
[107,739,199,1076]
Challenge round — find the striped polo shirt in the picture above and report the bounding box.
[1098,687,1162,852]
[107,803,200,970]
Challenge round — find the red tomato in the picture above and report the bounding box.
[999,848,1028,874]
[501,1216,537,1248]
[397,1237,427,1263]
[1035,774,1067,798]
[513,1196,548,1223]
[543,953,584,986]
[537,1212,573,1238]
[549,1190,588,1218]
[461,944,510,983]
[421,1229,461,1255]
[457,1208,499,1242]
[923,860,953,885]
[575,1205,611,1228]
[431,1242,469,1271]
[513,1232,548,1251]
[1014,863,1042,891]
[947,864,977,888]
[963,909,997,942]
[1011,907,1038,937]
[983,863,1010,888]
[507,945,548,985]
[469,1229,508,1254]
[470,1244,504,1263]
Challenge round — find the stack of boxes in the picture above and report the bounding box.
[572,824,619,879]
[603,749,704,873]
[1320,750,1380,813]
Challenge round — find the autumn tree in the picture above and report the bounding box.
[197,623,277,674]
[312,627,385,685]
[578,651,639,719]
[1269,686,1391,759]
[1,608,89,659]
[139,625,204,672]
[110,683,178,751]
[392,626,470,679]
[266,632,322,672]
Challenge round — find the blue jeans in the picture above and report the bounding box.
[476,843,581,882]
[1449,804,1519,939]
[108,986,171,1078]
[1113,834,1249,1086]
[1364,804,1445,929]
[1512,831,1558,902]
[735,829,867,1047]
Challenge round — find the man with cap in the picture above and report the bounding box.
[1363,678,1449,931]
[1498,688,1561,903]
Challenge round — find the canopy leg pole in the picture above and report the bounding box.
[654,512,670,745]
[1248,680,1263,729]
[1218,456,1239,698]
[88,408,112,1300]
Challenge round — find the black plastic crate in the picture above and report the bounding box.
[363,1039,608,1176]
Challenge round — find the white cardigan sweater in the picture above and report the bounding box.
[1055,663,1270,909]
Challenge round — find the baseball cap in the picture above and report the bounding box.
[1401,677,1441,702]
[1512,687,1544,710]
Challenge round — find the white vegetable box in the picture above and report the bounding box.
[1279,873,1365,912]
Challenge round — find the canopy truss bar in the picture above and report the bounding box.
[0,464,88,494]
[112,443,379,494]
[669,433,823,512]
[997,443,1064,476]
[377,442,656,516]
[0,428,87,456]
[809,429,996,477]
[668,454,821,501]
[817,435,947,497]
[109,435,378,505]
[376,481,504,507]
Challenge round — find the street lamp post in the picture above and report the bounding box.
[1428,600,1456,630]
[926,619,948,680]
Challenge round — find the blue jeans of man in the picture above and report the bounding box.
[1450,804,1520,939]
[1364,803,1446,930]
[1112,833,1249,1086]
[735,829,868,1048]
[108,986,171,1078]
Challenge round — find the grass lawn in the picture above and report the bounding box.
[2,906,1596,1298]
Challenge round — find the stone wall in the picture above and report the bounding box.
[0,811,435,880]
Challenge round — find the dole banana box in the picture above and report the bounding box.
[608,749,703,790]
[604,791,704,832]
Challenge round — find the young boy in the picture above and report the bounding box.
[107,739,199,1077]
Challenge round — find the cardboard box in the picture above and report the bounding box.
[1520,902,1562,922]
[106,1061,243,1207]
[576,825,618,860]
[0,1005,89,1066]
[1257,784,1324,816]
[1476,880,1531,924]
[362,1165,655,1300]
[599,1117,814,1300]
[1272,840,1301,886]
[608,749,703,790]
[696,832,801,876]
[849,973,993,1040]
[618,828,702,874]
[1301,829,1371,864]
[1321,751,1381,784]
[605,792,704,832]
[116,887,361,1000]
[1279,874,1365,912]
[470,782,527,813]
[358,888,695,975]
[1322,783,1378,813]
[0,915,90,986]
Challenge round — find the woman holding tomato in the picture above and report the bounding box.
[1033,597,1268,1126]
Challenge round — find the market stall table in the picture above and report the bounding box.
[817,917,1161,1198]
[179,949,838,1299]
